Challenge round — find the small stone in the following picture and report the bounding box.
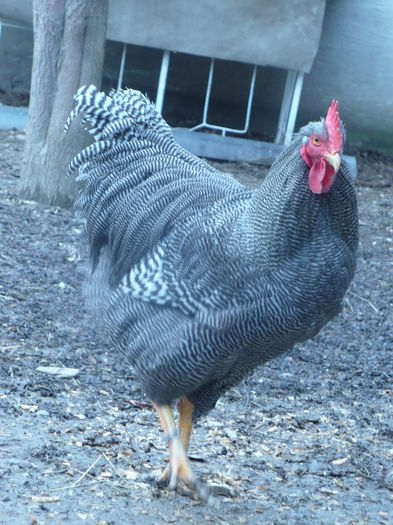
[225,429,237,442]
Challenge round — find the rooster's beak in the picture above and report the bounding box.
[325,152,341,173]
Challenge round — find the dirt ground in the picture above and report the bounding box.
[0,130,392,525]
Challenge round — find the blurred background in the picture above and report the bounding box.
[0,0,392,153]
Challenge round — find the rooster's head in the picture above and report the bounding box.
[300,100,345,194]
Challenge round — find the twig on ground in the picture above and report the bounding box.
[0,253,16,264]
[124,399,151,409]
[49,453,104,493]
[103,452,125,480]
[348,291,379,313]
[48,452,130,495]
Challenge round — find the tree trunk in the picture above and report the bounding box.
[19,0,108,208]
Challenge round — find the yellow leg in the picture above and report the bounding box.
[178,396,194,453]
[159,397,194,483]
[151,398,219,507]
[152,401,193,489]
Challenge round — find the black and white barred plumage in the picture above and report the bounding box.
[66,85,358,419]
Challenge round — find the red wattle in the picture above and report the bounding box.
[308,159,326,194]
[308,159,337,194]
[321,163,336,193]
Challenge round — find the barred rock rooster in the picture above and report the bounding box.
[65,86,358,503]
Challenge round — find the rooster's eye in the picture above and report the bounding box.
[312,136,322,146]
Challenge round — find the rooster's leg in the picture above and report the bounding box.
[159,396,194,483]
[152,401,193,489]
[178,396,194,451]
[152,400,218,507]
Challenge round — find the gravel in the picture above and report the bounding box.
[0,130,392,524]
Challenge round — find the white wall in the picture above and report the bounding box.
[301,0,393,152]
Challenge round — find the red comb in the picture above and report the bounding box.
[325,99,343,151]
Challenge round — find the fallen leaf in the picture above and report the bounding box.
[121,468,139,480]
[20,404,38,413]
[124,399,151,409]
[331,457,348,466]
[31,495,59,503]
[209,483,234,497]
[36,366,79,378]
[320,487,338,495]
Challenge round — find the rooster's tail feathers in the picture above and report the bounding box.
[65,84,172,146]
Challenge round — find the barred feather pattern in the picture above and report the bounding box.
[66,85,358,419]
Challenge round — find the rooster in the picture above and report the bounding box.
[65,86,358,504]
